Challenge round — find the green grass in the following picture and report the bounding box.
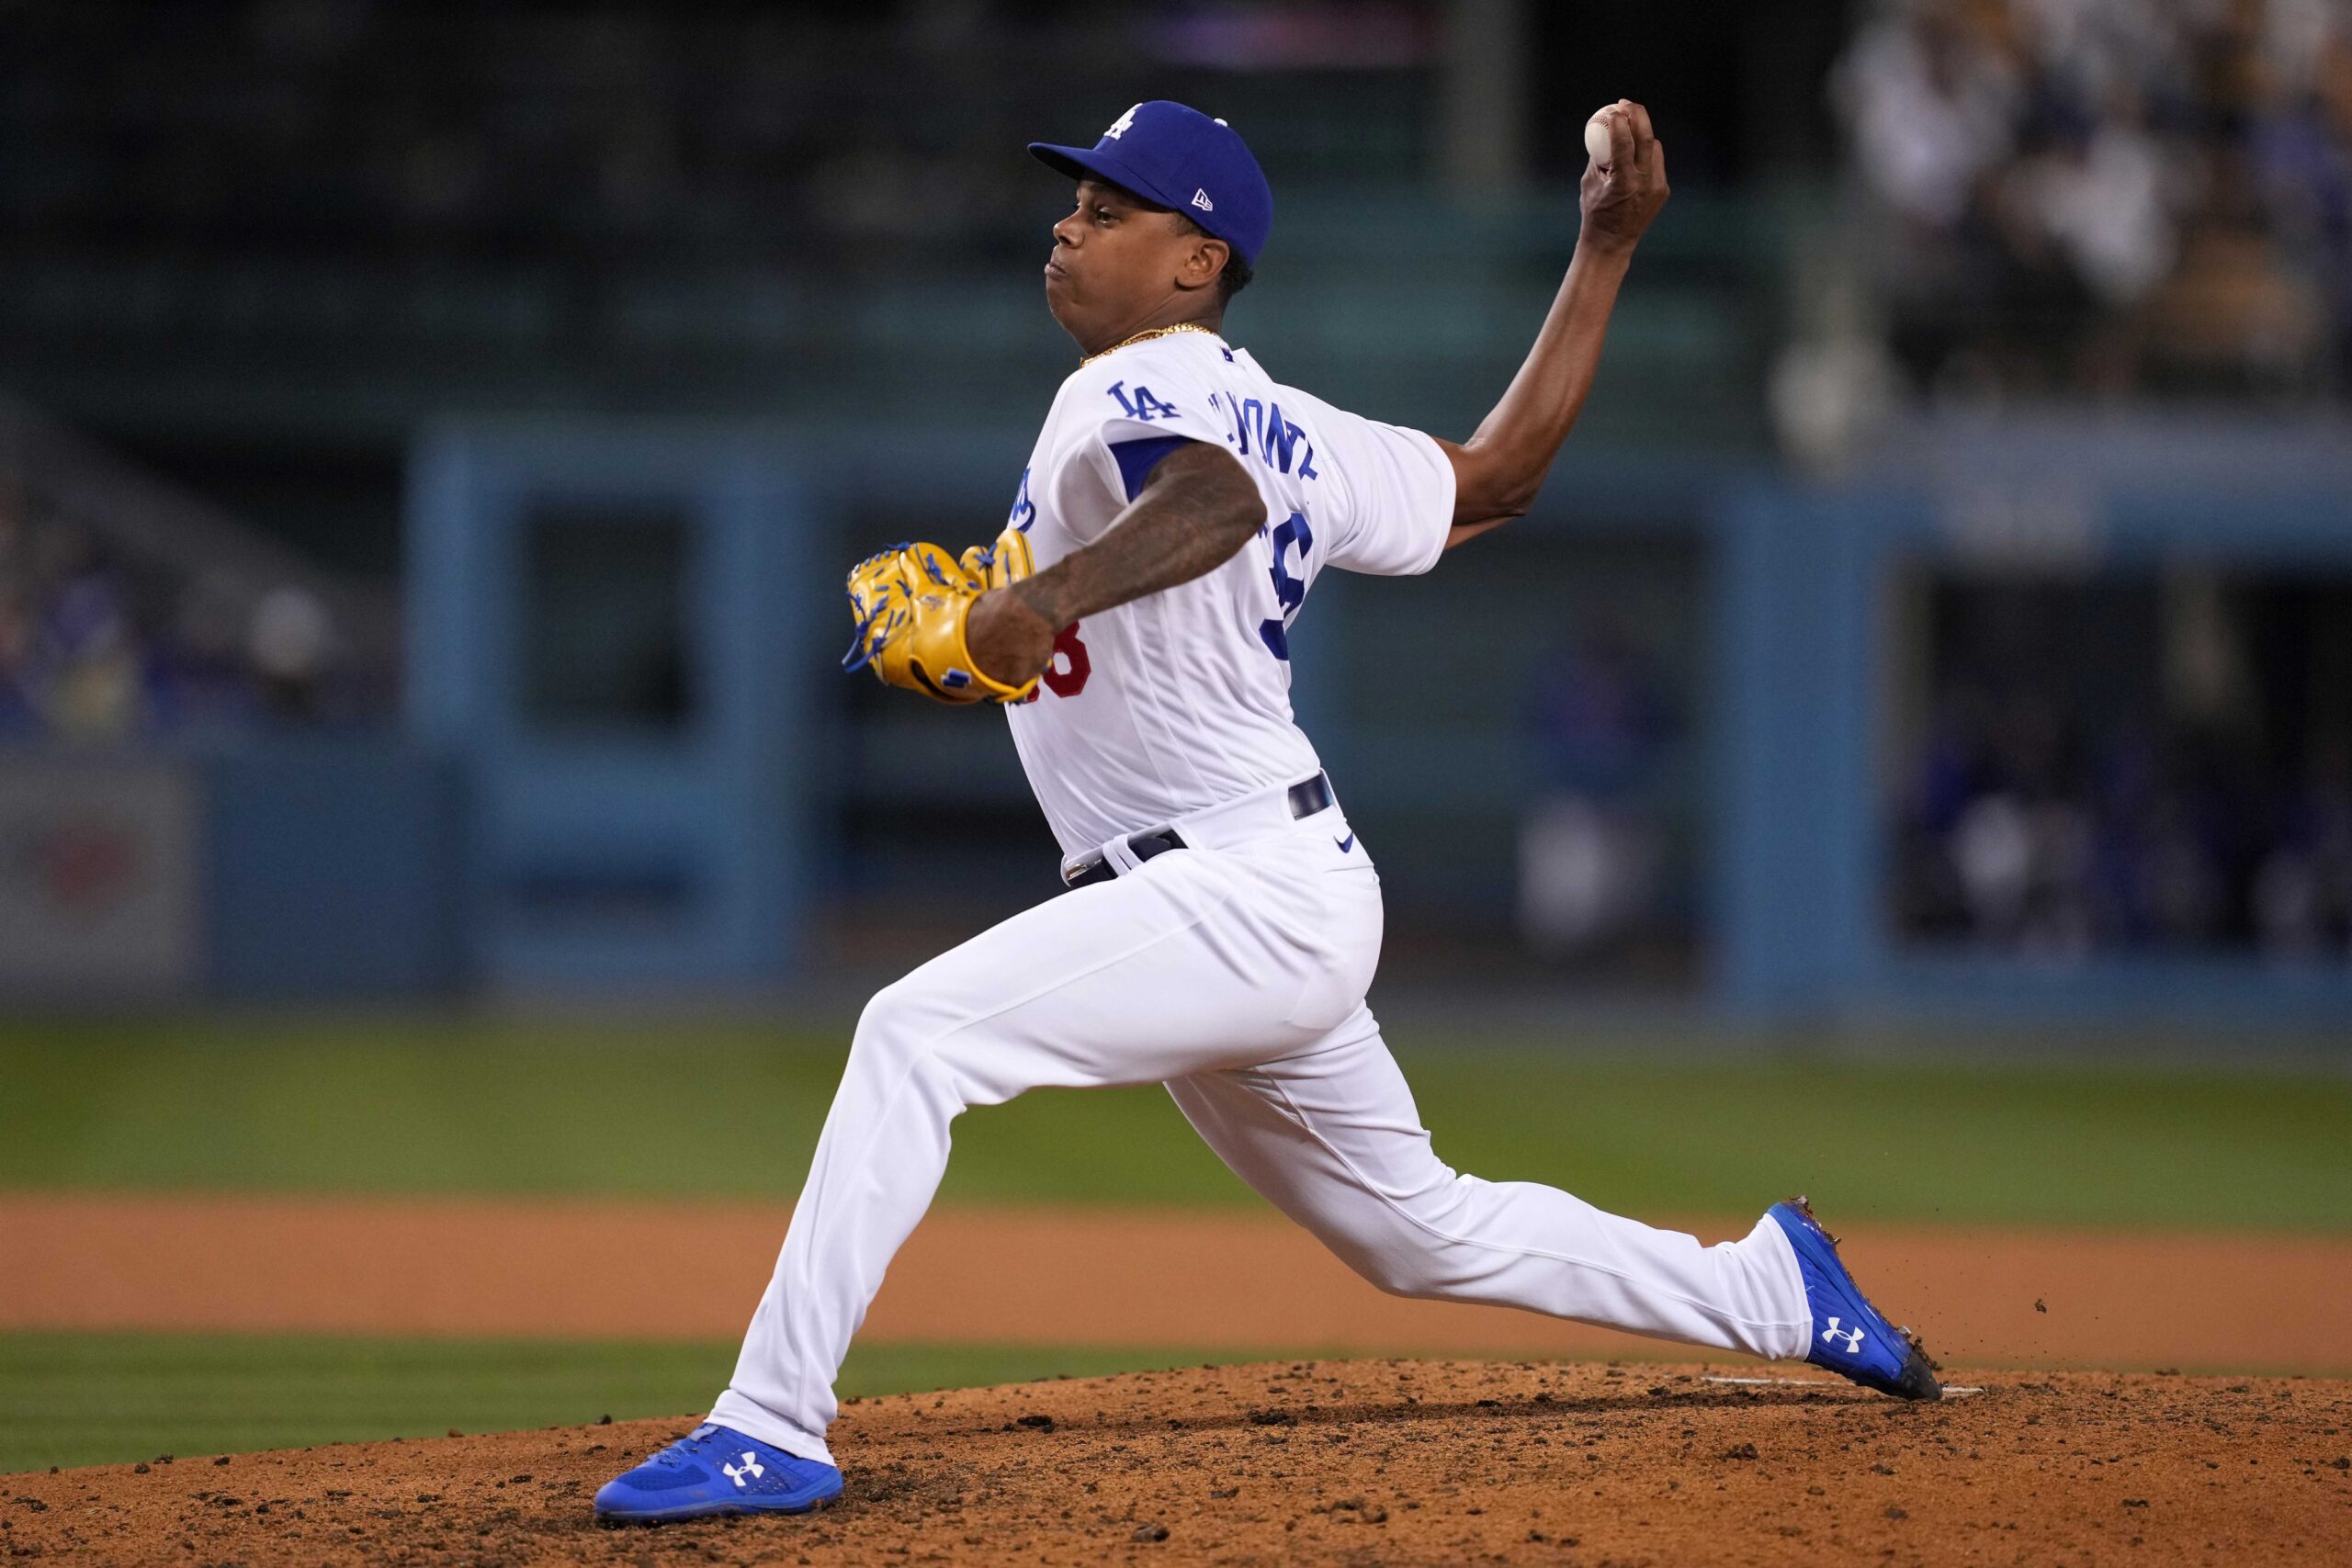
[8,1022,2340,1477]
[1,1017,2347,1229]
[0,1332,1239,1474]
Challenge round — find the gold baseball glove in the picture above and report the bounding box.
[841,527,1037,704]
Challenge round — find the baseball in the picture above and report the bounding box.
[1585,108,1616,166]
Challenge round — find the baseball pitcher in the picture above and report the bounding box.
[596,98,1939,1524]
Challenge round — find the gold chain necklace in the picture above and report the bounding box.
[1080,321,1220,367]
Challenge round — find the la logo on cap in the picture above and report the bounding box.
[1104,104,1139,140]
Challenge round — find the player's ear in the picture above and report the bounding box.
[1178,231,1228,293]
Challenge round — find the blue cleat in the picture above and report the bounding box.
[594,1423,842,1522]
[1767,1196,1943,1401]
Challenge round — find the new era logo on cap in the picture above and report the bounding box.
[1191,188,1214,212]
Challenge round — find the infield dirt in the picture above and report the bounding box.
[7,1360,2347,1567]
[7,1193,2349,1371]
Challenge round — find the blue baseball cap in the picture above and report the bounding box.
[1030,101,1273,266]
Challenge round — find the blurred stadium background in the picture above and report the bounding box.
[4,0,2350,1476]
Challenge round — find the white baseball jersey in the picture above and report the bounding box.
[1000,331,1456,854]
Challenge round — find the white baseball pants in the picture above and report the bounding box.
[710,798,1811,1466]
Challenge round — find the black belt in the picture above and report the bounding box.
[1062,772,1335,890]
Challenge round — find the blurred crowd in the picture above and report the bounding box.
[0,3,1267,270]
[6,4,1001,270]
[1894,581,2352,959]
[0,494,370,742]
[1838,0,2352,398]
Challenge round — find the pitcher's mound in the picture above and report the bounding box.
[9,1359,2346,1564]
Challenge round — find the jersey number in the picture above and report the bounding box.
[1018,623,1090,703]
[1258,511,1312,661]
[1041,622,1091,698]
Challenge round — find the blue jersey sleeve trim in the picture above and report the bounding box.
[1108,435,1198,502]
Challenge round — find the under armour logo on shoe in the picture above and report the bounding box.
[1821,1317,1866,1353]
[1191,188,1215,212]
[1104,104,1139,140]
[722,1452,765,1489]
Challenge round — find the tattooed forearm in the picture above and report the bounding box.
[1014,443,1262,626]
[962,441,1262,686]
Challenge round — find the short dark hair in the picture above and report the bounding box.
[1174,213,1254,304]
